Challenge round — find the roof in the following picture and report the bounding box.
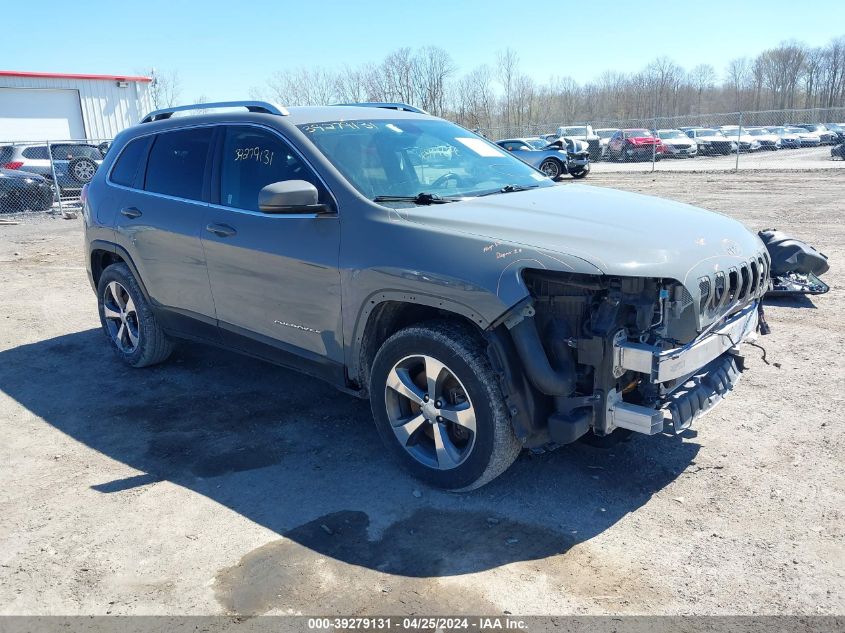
[0,70,152,83]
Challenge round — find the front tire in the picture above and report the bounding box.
[570,166,589,179]
[97,263,172,368]
[370,322,521,490]
[539,158,563,180]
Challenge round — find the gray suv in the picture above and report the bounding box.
[83,101,770,490]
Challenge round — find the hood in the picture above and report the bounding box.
[408,184,765,284]
[661,137,692,145]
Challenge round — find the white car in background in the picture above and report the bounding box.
[769,126,802,149]
[746,128,782,150]
[656,129,698,157]
[595,128,619,159]
[719,127,762,152]
[682,128,737,155]
[785,126,821,147]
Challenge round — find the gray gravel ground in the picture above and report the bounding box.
[0,171,842,616]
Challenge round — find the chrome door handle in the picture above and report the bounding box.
[205,223,237,238]
[120,207,142,219]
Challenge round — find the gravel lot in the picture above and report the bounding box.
[0,171,842,616]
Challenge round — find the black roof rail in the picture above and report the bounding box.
[139,100,289,124]
[332,102,429,115]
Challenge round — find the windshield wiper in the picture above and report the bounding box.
[373,192,456,205]
[477,183,541,197]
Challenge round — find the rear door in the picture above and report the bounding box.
[112,127,218,335]
[201,125,343,369]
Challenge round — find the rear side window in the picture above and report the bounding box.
[219,126,326,211]
[145,128,213,200]
[50,144,100,160]
[0,147,13,162]
[22,146,49,160]
[110,137,151,187]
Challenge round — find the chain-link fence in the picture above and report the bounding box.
[475,107,845,173]
[0,138,112,215]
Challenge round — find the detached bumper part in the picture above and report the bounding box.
[663,352,743,433]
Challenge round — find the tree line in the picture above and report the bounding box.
[149,36,845,129]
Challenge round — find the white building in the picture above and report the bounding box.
[0,70,154,142]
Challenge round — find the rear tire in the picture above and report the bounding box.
[96,263,172,368]
[370,321,521,490]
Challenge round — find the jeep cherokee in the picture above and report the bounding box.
[83,101,769,490]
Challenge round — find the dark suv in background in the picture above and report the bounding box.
[83,101,769,489]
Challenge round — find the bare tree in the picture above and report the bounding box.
[690,64,716,114]
[146,68,181,109]
[495,48,519,127]
[726,58,751,110]
[412,47,456,115]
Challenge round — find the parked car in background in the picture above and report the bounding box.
[656,129,698,158]
[745,128,782,150]
[496,137,590,179]
[555,125,602,160]
[784,126,822,147]
[794,123,837,145]
[606,129,665,161]
[769,126,802,149]
[831,142,845,159]
[719,127,762,152]
[0,168,54,212]
[0,143,103,195]
[595,128,619,159]
[823,123,845,143]
[683,128,735,155]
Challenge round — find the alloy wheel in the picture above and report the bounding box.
[102,281,140,353]
[384,354,477,470]
[540,160,561,179]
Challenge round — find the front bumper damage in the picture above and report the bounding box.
[609,301,759,435]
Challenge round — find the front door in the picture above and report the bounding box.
[201,125,343,369]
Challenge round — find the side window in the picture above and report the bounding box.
[22,146,49,160]
[144,128,213,200]
[110,137,151,187]
[220,126,325,211]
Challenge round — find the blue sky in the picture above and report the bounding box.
[4,0,845,103]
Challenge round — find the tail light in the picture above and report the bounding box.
[2,161,23,170]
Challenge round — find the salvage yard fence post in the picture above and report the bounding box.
[736,111,743,172]
[652,116,658,173]
[45,140,64,216]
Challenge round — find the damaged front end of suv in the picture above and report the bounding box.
[490,255,770,449]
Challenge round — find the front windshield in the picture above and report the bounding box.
[299,119,552,201]
[658,130,685,139]
[748,129,769,135]
[698,129,723,137]
[787,127,806,134]
[559,126,587,136]
[525,138,549,149]
[596,129,616,139]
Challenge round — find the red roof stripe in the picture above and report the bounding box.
[0,70,153,83]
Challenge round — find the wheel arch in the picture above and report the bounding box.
[351,293,489,396]
[89,241,151,302]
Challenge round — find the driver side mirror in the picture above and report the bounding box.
[258,180,333,215]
